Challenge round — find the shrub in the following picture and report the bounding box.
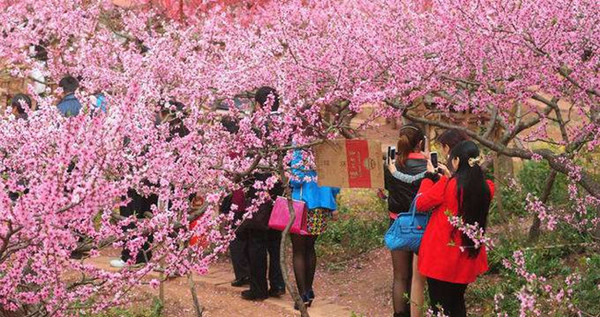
[471,223,597,315]
[317,189,388,265]
[518,161,569,206]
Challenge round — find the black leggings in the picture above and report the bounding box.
[291,234,318,296]
[390,250,413,315]
[427,277,467,317]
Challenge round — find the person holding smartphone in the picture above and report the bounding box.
[383,124,428,317]
[436,129,469,162]
[416,141,494,316]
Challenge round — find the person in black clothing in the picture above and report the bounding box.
[6,94,32,202]
[384,124,428,317]
[236,86,286,301]
[221,190,251,286]
[110,101,186,268]
[219,116,251,287]
[237,172,286,300]
[110,188,158,267]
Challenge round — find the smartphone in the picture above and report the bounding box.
[387,146,396,164]
[430,152,439,168]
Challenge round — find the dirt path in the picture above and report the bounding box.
[87,255,294,317]
[88,252,355,317]
[316,248,393,317]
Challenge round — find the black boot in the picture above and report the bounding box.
[268,286,286,297]
[307,289,315,306]
[241,290,268,301]
[393,312,410,317]
[231,276,250,287]
[294,293,311,310]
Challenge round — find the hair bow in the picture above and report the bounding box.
[468,156,484,167]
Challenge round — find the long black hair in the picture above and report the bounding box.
[449,140,491,258]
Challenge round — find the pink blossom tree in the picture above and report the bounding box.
[0,0,598,316]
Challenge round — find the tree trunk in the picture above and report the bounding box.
[491,125,514,224]
[492,153,507,223]
[187,273,203,317]
[277,156,310,317]
[528,170,557,242]
[157,198,166,316]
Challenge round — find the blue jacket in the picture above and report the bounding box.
[94,94,107,113]
[57,93,82,117]
[290,150,340,210]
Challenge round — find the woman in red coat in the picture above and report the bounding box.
[416,141,494,317]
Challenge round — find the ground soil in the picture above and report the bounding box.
[97,245,393,317]
[94,249,296,317]
[315,248,393,317]
[143,278,294,317]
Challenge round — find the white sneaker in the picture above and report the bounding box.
[110,259,126,268]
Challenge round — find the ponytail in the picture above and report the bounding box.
[396,135,411,167]
[396,124,425,168]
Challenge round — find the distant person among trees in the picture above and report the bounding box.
[219,116,251,288]
[289,149,340,310]
[384,124,428,317]
[236,86,286,301]
[10,93,32,120]
[110,101,188,268]
[29,44,49,96]
[416,140,494,317]
[91,92,108,114]
[6,93,33,202]
[56,75,82,117]
[109,187,158,267]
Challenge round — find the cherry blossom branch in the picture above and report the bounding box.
[403,112,600,198]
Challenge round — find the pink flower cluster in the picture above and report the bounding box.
[446,212,495,251]
[502,251,582,316]
[525,194,558,231]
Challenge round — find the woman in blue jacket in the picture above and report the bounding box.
[290,149,340,308]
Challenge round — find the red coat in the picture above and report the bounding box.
[416,176,495,284]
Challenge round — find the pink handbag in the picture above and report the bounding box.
[268,196,309,235]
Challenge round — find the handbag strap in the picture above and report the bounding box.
[408,193,422,225]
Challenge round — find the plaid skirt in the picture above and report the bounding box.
[306,208,332,236]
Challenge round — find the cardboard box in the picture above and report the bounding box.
[315,139,384,189]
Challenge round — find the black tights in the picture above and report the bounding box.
[391,250,413,315]
[291,234,318,296]
[427,277,467,317]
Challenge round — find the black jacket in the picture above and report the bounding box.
[238,172,284,231]
[384,158,427,215]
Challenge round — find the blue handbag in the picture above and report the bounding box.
[384,194,430,252]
